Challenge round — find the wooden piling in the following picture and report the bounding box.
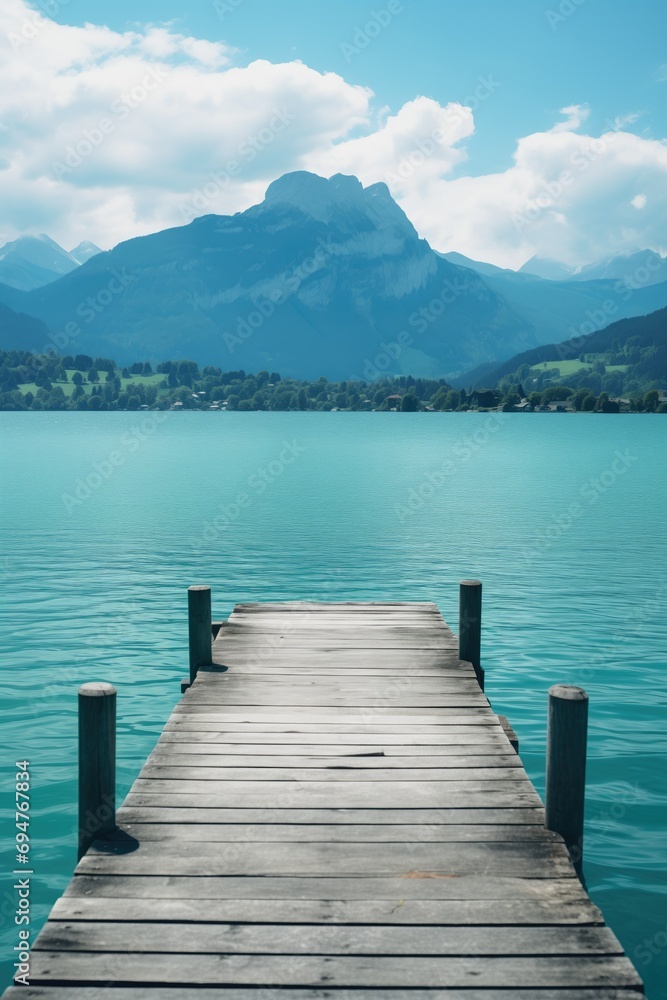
[78,682,116,860]
[188,584,212,684]
[459,579,483,690]
[545,683,589,877]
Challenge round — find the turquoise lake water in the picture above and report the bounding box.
[0,411,666,996]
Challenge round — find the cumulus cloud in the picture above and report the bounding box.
[408,123,667,267]
[311,96,474,183]
[1,0,666,269]
[0,0,371,247]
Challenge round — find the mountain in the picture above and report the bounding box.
[442,252,667,356]
[576,250,667,285]
[0,173,538,379]
[439,251,511,278]
[518,256,577,281]
[0,234,100,291]
[1,174,666,378]
[69,241,103,265]
[0,301,51,351]
[460,306,667,390]
[519,249,667,286]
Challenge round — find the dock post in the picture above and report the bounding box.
[189,584,212,684]
[545,684,589,878]
[459,579,484,690]
[78,682,116,860]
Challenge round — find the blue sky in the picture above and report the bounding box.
[49,0,667,171]
[2,0,666,266]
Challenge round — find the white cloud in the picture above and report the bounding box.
[408,124,667,267]
[0,1,371,247]
[310,96,474,183]
[0,1,666,270]
[657,64,667,82]
[631,194,647,209]
[550,103,590,133]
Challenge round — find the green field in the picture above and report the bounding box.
[18,370,166,397]
[531,360,589,375]
[531,360,629,376]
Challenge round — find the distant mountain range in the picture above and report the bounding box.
[0,235,102,291]
[0,172,665,378]
[518,250,667,285]
[442,249,667,286]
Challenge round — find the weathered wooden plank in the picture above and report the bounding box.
[221,667,476,676]
[50,894,604,925]
[79,840,575,877]
[152,739,515,754]
[210,653,469,667]
[216,638,456,648]
[190,680,485,693]
[145,753,523,769]
[138,765,526,781]
[220,615,450,624]
[164,714,506,745]
[231,602,440,610]
[181,693,490,708]
[25,952,644,988]
[192,678,484,692]
[169,708,497,722]
[227,604,443,611]
[116,806,546,826]
[114,822,558,843]
[1,988,645,1000]
[122,786,543,808]
[34,921,622,956]
[222,620,454,629]
[62,873,593,901]
[157,730,511,744]
[217,631,458,642]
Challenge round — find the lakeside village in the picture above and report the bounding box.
[1,350,666,413]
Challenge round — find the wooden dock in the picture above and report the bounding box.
[4,599,644,997]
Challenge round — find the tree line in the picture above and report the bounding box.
[0,350,664,412]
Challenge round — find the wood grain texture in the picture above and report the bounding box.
[8,600,642,999]
[24,952,644,988]
[0,989,646,1000]
[50,894,603,925]
[61,873,595,901]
